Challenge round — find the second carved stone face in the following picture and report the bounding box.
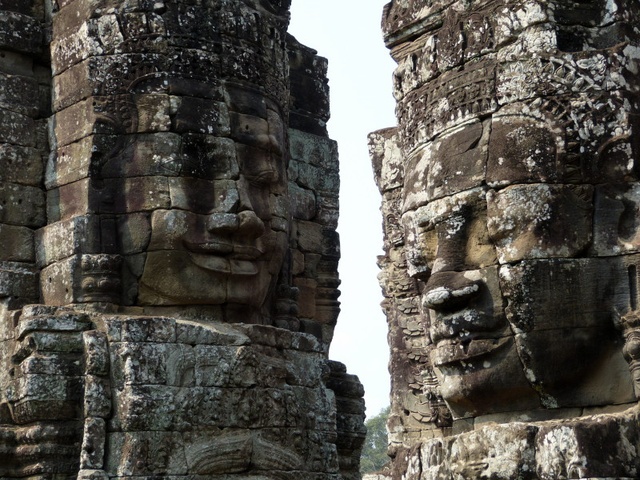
[123,83,290,312]
[402,121,636,419]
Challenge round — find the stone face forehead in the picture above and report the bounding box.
[51,0,292,112]
[385,0,640,163]
[382,0,634,49]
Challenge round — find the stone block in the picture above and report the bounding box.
[535,414,640,479]
[16,307,92,337]
[411,121,489,205]
[105,315,177,343]
[46,178,90,222]
[136,93,173,131]
[229,111,271,148]
[0,49,33,77]
[171,385,230,429]
[52,0,102,41]
[36,215,101,267]
[168,177,238,214]
[84,374,112,419]
[283,350,325,388]
[46,135,116,188]
[294,277,317,319]
[106,430,187,476]
[54,98,121,147]
[146,208,189,251]
[514,327,635,408]
[290,183,317,221]
[421,424,538,480]
[321,227,341,259]
[80,417,106,469]
[487,184,593,263]
[0,143,43,187]
[16,352,83,376]
[487,113,561,186]
[110,176,171,213]
[227,82,268,117]
[0,262,38,303]
[83,330,109,376]
[51,17,107,74]
[52,53,165,112]
[289,129,337,167]
[403,188,497,276]
[296,220,323,253]
[193,344,237,387]
[22,330,84,353]
[593,183,640,256]
[138,249,230,306]
[499,258,627,334]
[180,133,239,179]
[296,161,339,194]
[39,253,122,305]
[0,11,42,54]
[99,132,182,179]
[111,341,170,386]
[0,71,39,116]
[13,372,81,404]
[0,224,34,262]
[114,384,177,431]
[0,305,18,342]
[165,343,195,387]
[315,193,339,227]
[172,96,230,136]
[39,255,79,305]
[0,182,45,227]
[116,212,151,255]
[174,318,249,346]
[180,428,253,474]
[49,176,171,221]
[369,127,403,194]
[0,0,43,17]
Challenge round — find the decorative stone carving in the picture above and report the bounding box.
[0,0,365,477]
[373,0,640,478]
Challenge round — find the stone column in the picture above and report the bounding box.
[0,0,365,478]
[373,0,640,478]
[0,0,48,309]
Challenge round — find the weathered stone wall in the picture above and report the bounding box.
[373,0,640,478]
[0,0,48,308]
[0,0,365,477]
[0,0,52,474]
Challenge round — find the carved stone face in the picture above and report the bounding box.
[132,84,289,312]
[402,121,635,418]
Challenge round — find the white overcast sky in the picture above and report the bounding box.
[288,1,397,417]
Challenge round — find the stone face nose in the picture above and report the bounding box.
[422,271,482,311]
[237,210,266,237]
[206,211,265,238]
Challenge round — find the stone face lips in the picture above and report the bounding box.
[373,0,640,478]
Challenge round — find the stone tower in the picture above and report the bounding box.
[0,0,365,477]
[372,0,640,478]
